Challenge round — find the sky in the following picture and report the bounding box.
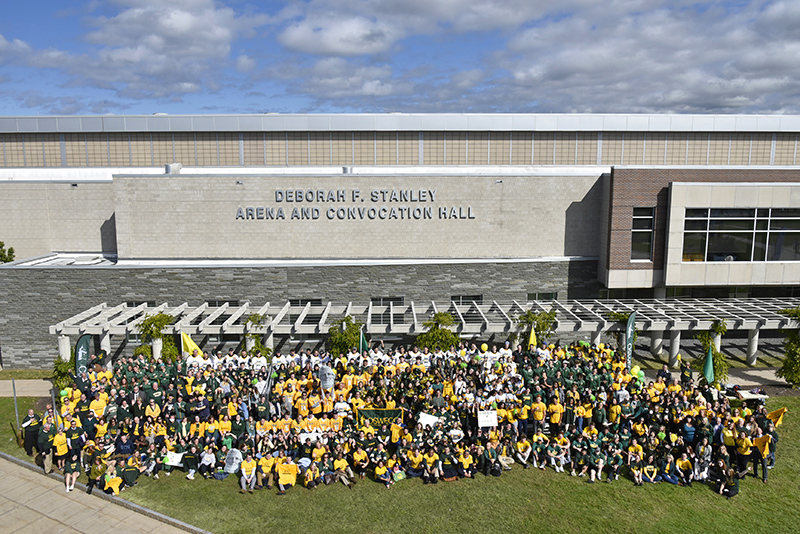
[0,0,799,116]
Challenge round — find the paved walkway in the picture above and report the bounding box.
[0,379,53,398]
[0,457,189,534]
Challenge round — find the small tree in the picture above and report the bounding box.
[514,308,557,348]
[52,348,76,392]
[245,313,273,358]
[0,241,14,263]
[606,311,637,353]
[328,315,363,357]
[777,308,800,388]
[416,311,461,351]
[694,319,729,387]
[136,312,179,362]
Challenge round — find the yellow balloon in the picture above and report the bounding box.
[630,365,641,376]
[481,343,488,352]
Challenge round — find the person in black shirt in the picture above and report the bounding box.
[21,409,41,456]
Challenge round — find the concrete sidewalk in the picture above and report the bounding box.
[0,456,190,534]
[0,379,54,398]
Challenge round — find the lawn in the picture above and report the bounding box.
[2,396,798,534]
[0,369,53,380]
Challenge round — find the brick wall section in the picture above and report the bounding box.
[607,168,800,272]
[0,261,599,368]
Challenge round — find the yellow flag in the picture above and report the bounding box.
[753,435,771,458]
[767,407,787,427]
[181,332,203,357]
[528,327,537,351]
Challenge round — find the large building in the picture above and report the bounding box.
[1,113,800,368]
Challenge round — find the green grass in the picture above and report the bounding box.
[3,396,799,534]
[0,370,53,380]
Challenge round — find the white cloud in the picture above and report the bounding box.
[236,55,257,72]
[8,0,268,100]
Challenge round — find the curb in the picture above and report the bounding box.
[0,452,214,534]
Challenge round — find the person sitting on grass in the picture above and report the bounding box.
[422,447,441,484]
[64,452,81,492]
[676,451,694,487]
[641,455,661,484]
[276,455,299,495]
[375,459,392,488]
[240,452,257,494]
[718,466,751,499]
[304,462,322,489]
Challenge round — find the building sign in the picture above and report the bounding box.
[236,187,475,221]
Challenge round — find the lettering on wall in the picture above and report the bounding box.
[235,188,475,221]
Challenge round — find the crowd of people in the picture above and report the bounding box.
[20,339,783,500]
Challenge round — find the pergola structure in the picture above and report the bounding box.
[51,298,800,366]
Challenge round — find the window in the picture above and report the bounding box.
[125,300,156,308]
[451,295,483,305]
[370,297,404,325]
[682,208,800,262]
[666,287,693,298]
[527,292,558,301]
[126,332,142,343]
[206,299,240,307]
[631,207,655,261]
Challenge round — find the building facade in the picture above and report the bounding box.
[1,114,799,368]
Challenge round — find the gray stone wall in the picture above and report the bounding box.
[0,260,598,368]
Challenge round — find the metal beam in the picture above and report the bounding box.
[197,303,229,333]
[319,302,332,333]
[223,302,250,332]
[293,302,311,331]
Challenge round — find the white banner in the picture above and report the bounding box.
[165,451,185,467]
[477,410,499,428]
[417,412,440,428]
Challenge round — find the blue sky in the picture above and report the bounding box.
[1,0,799,115]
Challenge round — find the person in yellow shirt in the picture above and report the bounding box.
[406,446,425,478]
[422,448,440,484]
[257,454,276,489]
[531,396,547,434]
[52,428,68,471]
[352,445,369,479]
[294,392,310,418]
[333,452,356,487]
[304,462,322,489]
[458,448,476,478]
[89,393,107,419]
[374,459,392,488]
[239,452,257,493]
[735,431,754,474]
[548,399,565,434]
[276,457,300,495]
[676,452,694,487]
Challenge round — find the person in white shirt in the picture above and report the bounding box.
[499,341,513,358]
[251,351,268,372]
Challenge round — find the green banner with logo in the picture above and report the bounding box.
[355,408,404,428]
[75,334,92,375]
[625,312,636,371]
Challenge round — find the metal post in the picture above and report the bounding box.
[12,378,20,430]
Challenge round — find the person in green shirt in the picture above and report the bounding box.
[64,452,81,492]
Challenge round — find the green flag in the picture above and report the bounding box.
[703,345,715,385]
[625,312,636,371]
[75,334,92,375]
[359,328,369,353]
